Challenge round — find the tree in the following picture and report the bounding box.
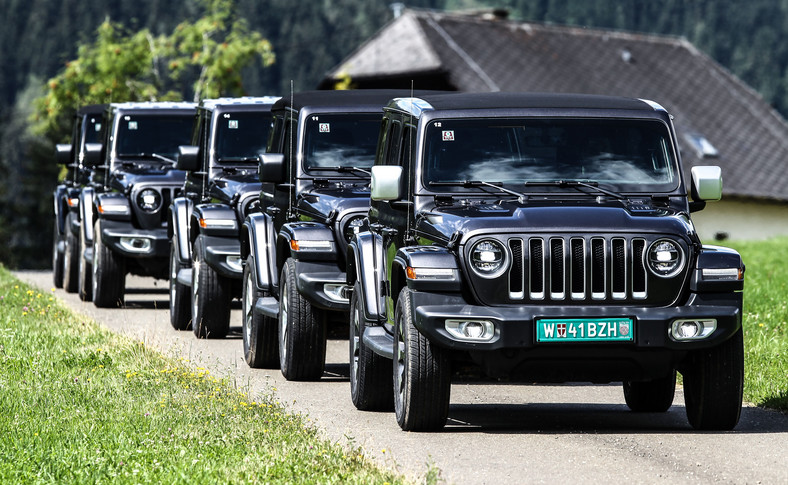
[32,0,275,142]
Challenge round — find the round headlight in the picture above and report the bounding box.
[470,239,508,278]
[136,188,162,212]
[647,239,684,277]
[343,216,366,242]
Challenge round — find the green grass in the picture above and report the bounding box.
[0,268,410,484]
[723,238,788,411]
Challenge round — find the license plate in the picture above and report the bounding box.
[536,318,634,343]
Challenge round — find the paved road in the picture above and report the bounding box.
[16,271,788,484]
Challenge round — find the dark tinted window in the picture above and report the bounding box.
[424,118,678,192]
[116,114,194,160]
[303,113,381,170]
[215,111,273,163]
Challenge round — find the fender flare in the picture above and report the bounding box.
[279,221,338,262]
[169,197,193,264]
[53,185,68,236]
[347,231,384,323]
[79,187,95,243]
[242,212,277,293]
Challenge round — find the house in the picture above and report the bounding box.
[320,8,788,241]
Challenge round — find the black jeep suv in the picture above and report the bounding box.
[53,104,106,291]
[347,92,745,431]
[78,102,196,307]
[168,96,278,338]
[241,90,413,379]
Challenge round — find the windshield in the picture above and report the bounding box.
[424,118,678,192]
[303,113,381,170]
[215,111,272,163]
[116,114,194,160]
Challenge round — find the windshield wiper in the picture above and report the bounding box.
[309,166,371,177]
[524,180,627,200]
[429,180,528,203]
[118,152,176,164]
[217,156,259,163]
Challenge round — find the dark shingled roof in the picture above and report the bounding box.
[322,9,788,202]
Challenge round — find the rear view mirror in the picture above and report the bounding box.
[371,165,403,201]
[83,143,103,167]
[259,153,285,184]
[56,144,72,165]
[691,166,723,201]
[176,145,200,172]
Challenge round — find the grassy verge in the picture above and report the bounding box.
[723,238,788,411]
[0,268,408,484]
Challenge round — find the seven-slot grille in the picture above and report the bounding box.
[507,236,648,302]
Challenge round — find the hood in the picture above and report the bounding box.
[297,182,371,220]
[208,170,261,203]
[416,198,695,244]
[109,166,186,192]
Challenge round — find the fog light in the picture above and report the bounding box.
[226,255,243,272]
[323,284,349,303]
[119,237,152,253]
[445,319,495,342]
[670,319,717,341]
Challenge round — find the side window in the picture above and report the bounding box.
[374,117,390,166]
[385,120,402,166]
[398,125,416,197]
[267,114,284,154]
[198,113,210,171]
[280,114,298,181]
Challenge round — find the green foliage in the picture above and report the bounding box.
[0,268,407,484]
[167,0,275,101]
[723,238,788,411]
[33,0,275,141]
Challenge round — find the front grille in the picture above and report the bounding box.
[506,236,649,302]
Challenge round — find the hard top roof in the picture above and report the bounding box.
[272,89,441,113]
[108,101,196,112]
[387,92,661,116]
[76,104,108,116]
[199,96,281,111]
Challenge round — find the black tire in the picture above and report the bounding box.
[78,218,92,302]
[169,237,191,331]
[278,258,326,381]
[191,237,231,339]
[62,214,80,293]
[52,217,65,289]
[623,370,676,412]
[91,219,126,308]
[242,255,279,368]
[350,281,393,411]
[393,287,451,431]
[683,329,744,430]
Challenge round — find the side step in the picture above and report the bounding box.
[254,296,279,319]
[363,325,394,359]
[176,268,192,287]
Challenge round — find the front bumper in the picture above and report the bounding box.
[202,235,243,279]
[294,260,349,312]
[100,219,169,259]
[409,290,742,381]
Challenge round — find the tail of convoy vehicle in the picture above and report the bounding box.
[52,104,106,291]
[78,102,196,307]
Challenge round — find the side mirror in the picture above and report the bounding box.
[83,143,103,167]
[259,153,285,184]
[56,144,73,165]
[176,145,200,172]
[691,166,722,201]
[371,165,403,201]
